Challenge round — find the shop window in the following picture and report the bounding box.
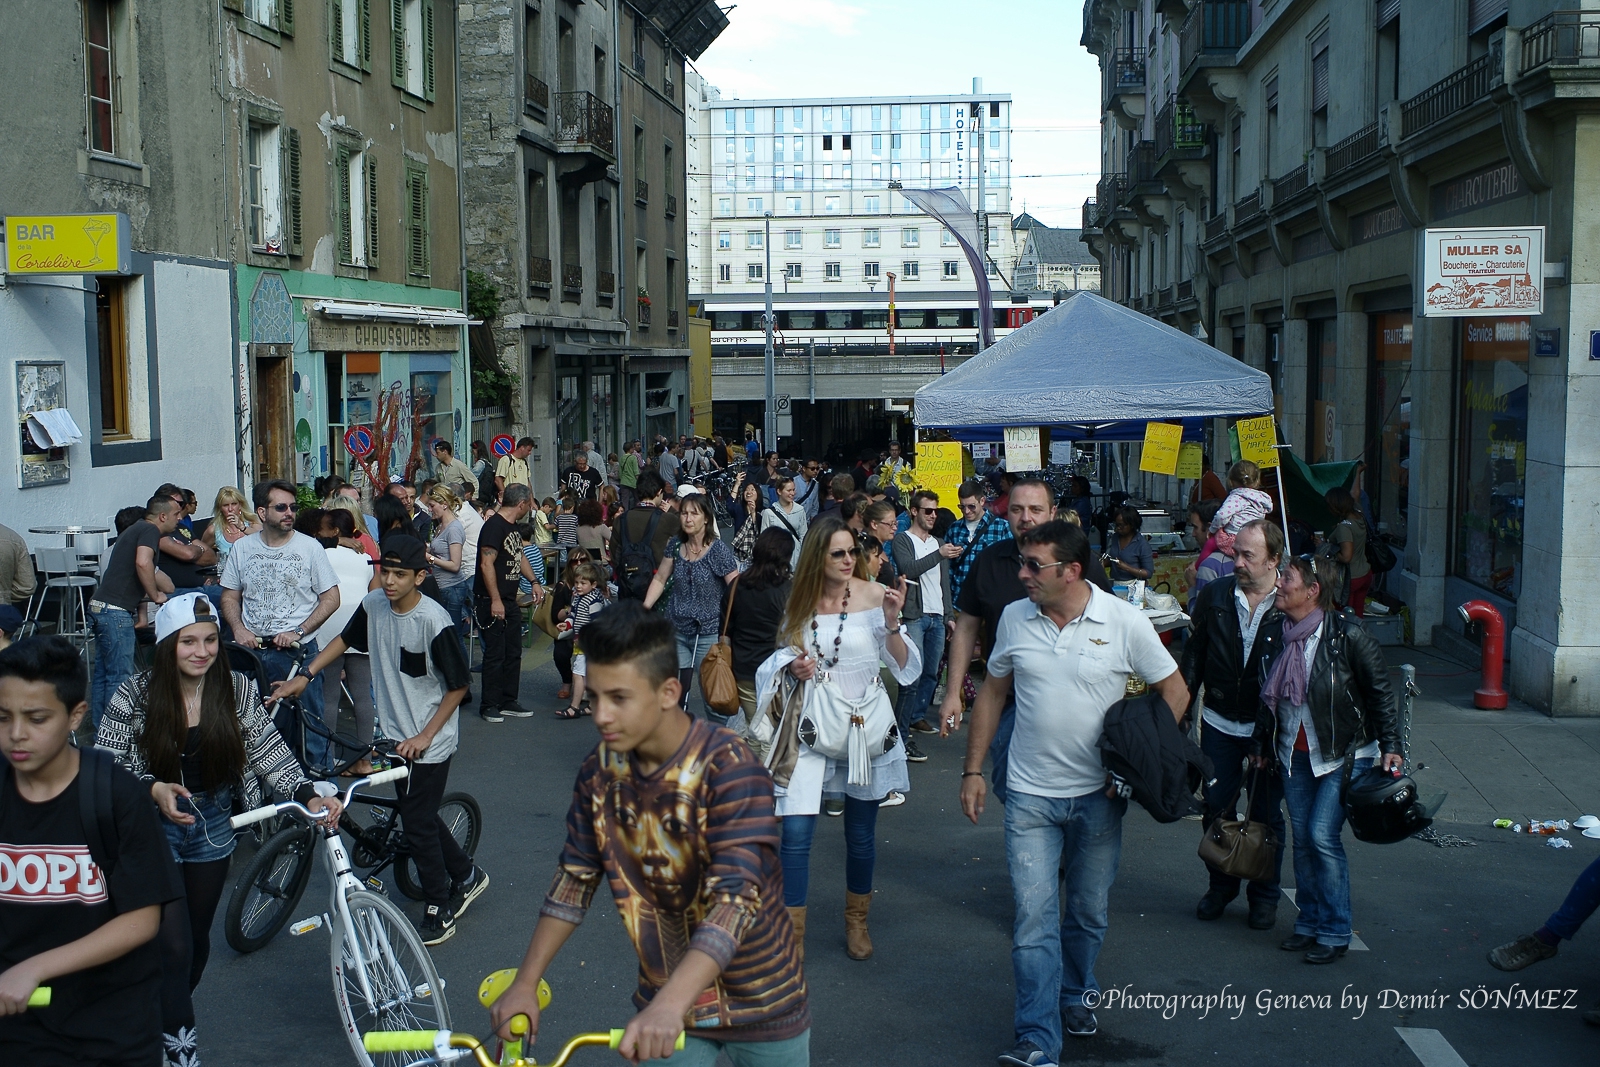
[1368,312,1411,546]
[1454,316,1529,599]
[1307,318,1336,463]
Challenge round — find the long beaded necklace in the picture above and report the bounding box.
[810,581,851,669]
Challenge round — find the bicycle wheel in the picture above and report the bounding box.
[393,792,483,901]
[223,825,317,954]
[332,890,451,1067]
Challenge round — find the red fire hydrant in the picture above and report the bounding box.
[1458,600,1508,709]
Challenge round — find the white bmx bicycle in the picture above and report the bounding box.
[230,765,452,1066]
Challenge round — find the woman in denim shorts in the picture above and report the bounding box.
[97,593,343,1065]
[639,493,739,720]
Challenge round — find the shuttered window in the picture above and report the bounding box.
[1468,0,1509,35]
[390,0,434,100]
[1310,31,1329,113]
[366,156,380,267]
[280,0,294,35]
[1265,76,1279,110]
[286,127,303,256]
[1375,0,1400,30]
[406,165,430,279]
[336,145,354,264]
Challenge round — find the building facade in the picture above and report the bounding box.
[1082,0,1600,715]
[687,82,1039,456]
[459,0,726,495]
[1015,225,1101,293]
[0,0,237,540]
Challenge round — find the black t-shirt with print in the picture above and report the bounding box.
[473,514,525,603]
[560,466,604,502]
[0,760,183,1066]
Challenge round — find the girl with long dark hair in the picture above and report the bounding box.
[97,593,341,1064]
[725,527,795,726]
[642,493,738,716]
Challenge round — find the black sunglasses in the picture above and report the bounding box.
[265,502,297,514]
[829,547,862,560]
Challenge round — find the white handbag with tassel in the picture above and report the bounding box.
[797,673,900,788]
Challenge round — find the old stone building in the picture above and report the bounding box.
[459,0,727,494]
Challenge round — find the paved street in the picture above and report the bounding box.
[194,640,1600,1067]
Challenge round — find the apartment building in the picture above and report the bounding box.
[0,0,238,536]
[460,1,727,494]
[686,80,1033,456]
[1081,0,1600,714]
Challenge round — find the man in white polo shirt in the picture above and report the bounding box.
[959,519,1188,1067]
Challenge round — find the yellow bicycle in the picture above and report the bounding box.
[361,970,685,1066]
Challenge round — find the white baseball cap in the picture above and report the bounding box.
[676,483,701,499]
[154,592,222,645]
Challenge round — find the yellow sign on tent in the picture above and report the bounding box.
[915,441,966,508]
[1139,422,1183,475]
[1176,441,1205,479]
[1236,415,1280,468]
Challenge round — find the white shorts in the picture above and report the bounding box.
[573,654,586,677]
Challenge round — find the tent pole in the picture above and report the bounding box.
[1274,442,1292,545]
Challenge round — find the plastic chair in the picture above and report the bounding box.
[72,532,109,577]
[29,547,97,647]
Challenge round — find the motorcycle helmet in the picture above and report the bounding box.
[1342,762,1433,844]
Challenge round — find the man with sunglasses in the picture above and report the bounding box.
[946,479,1010,604]
[890,490,963,753]
[792,459,823,521]
[221,479,341,768]
[961,520,1187,1059]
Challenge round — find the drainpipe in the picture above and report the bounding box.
[453,2,471,447]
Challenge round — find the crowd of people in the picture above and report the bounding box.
[2,436,1597,1067]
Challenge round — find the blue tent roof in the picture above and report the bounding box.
[914,292,1274,440]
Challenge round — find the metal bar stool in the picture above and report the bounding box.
[29,547,97,647]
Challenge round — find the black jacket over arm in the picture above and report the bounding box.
[1179,575,1282,725]
[1251,611,1401,761]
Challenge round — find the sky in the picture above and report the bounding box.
[691,0,1104,229]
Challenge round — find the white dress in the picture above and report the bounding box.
[758,609,923,815]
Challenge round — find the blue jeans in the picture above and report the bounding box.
[660,1030,810,1067]
[1005,788,1126,1060]
[162,790,237,863]
[988,696,1018,805]
[89,604,137,729]
[1545,854,1600,940]
[437,581,473,659]
[1200,727,1285,905]
[780,798,880,906]
[259,638,328,773]
[894,613,944,730]
[1279,750,1369,947]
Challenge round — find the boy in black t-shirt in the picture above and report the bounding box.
[0,637,183,1067]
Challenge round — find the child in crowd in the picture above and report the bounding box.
[0,605,22,651]
[515,522,550,608]
[271,534,485,946]
[0,637,184,1066]
[554,564,607,720]
[487,603,809,1066]
[1202,460,1274,559]
[547,550,593,702]
[554,494,580,574]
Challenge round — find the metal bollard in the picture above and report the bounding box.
[1398,663,1419,775]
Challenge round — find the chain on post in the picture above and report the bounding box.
[1399,663,1419,775]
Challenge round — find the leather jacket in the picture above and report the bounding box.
[1251,611,1401,762]
[1179,575,1282,725]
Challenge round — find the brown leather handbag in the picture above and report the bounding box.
[1197,767,1280,884]
[699,578,741,716]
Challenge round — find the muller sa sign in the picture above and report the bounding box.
[1422,226,1544,317]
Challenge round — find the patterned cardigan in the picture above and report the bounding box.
[95,670,314,811]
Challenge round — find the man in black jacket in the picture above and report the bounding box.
[1179,518,1287,930]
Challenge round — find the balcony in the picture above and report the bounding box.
[1325,122,1383,182]
[1154,94,1207,162]
[665,193,678,218]
[638,301,652,327]
[1082,197,1099,232]
[633,51,646,74]
[635,178,649,205]
[525,73,549,113]
[554,91,616,186]
[668,308,680,330]
[664,79,674,101]
[1522,11,1600,73]
[1095,174,1128,223]
[1272,162,1310,203]
[1234,188,1263,225]
[1106,47,1146,128]
[1127,140,1159,187]
[1203,211,1228,244]
[1177,278,1195,303]
[597,270,616,299]
[1179,1,1252,75]
[1401,53,1493,139]
[562,263,582,296]
[528,255,552,292]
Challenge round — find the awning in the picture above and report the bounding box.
[309,299,474,326]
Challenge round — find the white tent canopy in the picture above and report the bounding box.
[913,292,1273,440]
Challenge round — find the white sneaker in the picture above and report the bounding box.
[880,790,906,808]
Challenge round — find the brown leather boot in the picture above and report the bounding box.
[786,905,807,964]
[845,891,873,960]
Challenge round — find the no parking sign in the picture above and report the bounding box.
[344,426,375,458]
[491,434,516,457]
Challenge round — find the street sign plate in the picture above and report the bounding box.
[776,394,791,412]
[344,426,375,458]
[491,434,516,456]
[776,414,793,437]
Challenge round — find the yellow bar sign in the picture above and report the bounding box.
[1139,421,1183,475]
[1236,415,1280,468]
[5,214,131,275]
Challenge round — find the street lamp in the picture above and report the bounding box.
[763,211,776,449]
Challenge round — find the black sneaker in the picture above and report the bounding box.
[417,905,456,946]
[449,867,490,919]
[997,1041,1057,1067]
[500,702,534,718]
[479,707,504,724]
[904,737,929,762]
[1063,1005,1098,1037]
[910,718,937,734]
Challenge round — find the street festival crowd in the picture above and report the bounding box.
[1,433,1598,1067]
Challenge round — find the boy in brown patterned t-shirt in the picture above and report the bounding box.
[490,601,809,1065]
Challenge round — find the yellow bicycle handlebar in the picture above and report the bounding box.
[28,987,50,1007]
[361,1028,686,1066]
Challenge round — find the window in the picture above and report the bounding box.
[747,263,763,280]
[871,163,882,180]
[785,262,802,280]
[871,104,882,128]
[901,227,920,247]
[902,261,919,279]
[724,167,735,189]
[891,133,901,152]
[724,109,735,131]
[744,107,755,130]
[1310,29,1330,147]
[246,123,284,251]
[246,0,279,29]
[871,133,882,154]
[773,107,785,132]
[823,134,833,151]
[332,0,368,69]
[794,135,804,159]
[985,192,997,210]
[724,137,735,161]
[773,136,785,161]
[84,0,116,154]
[891,162,901,179]
[395,0,436,101]
[746,196,763,212]
[920,133,931,157]
[990,101,1000,118]
[862,228,880,247]
[920,103,931,128]
[793,107,803,125]
[718,196,733,216]
[744,165,756,187]
[842,164,852,186]
[987,260,999,277]
[842,134,852,151]
[940,103,951,127]
[784,229,802,249]
[891,104,902,129]
[824,229,841,248]
[989,130,1000,149]
[746,230,763,249]
[943,260,960,279]
[787,196,802,213]
[940,132,951,152]
[1455,317,1529,598]
[940,162,951,177]
[96,279,131,439]
[864,195,880,212]
[825,261,841,280]
[744,136,755,161]
[863,261,880,279]
[941,229,956,246]
[822,106,833,129]
[525,6,542,92]
[824,195,839,213]
[718,263,732,282]
[717,231,731,249]
[337,145,377,267]
[405,164,430,278]
[526,168,549,286]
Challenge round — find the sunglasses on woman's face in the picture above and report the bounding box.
[829,547,862,560]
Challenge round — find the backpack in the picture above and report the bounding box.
[614,509,663,599]
[0,744,121,877]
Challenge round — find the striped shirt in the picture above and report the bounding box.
[542,720,809,1040]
